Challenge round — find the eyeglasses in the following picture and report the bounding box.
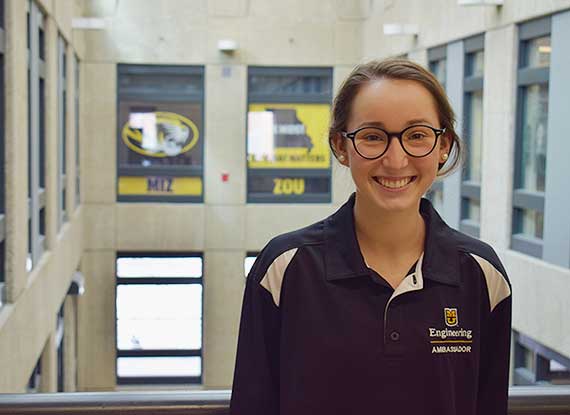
[341,124,446,159]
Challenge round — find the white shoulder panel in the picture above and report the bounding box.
[260,248,299,307]
[469,253,511,312]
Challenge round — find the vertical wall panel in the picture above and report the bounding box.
[543,10,570,268]
[442,41,463,230]
[480,26,518,250]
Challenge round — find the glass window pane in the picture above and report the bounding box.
[516,208,544,239]
[426,188,444,212]
[119,73,203,97]
[429,59,446,89]
[526,36,551,68]
[117,66,204,202]
[117,356,201,378]
[118,102,203,167]
[249,75,331,96]
[466,90,483,182]
[467,51,484,78]
[244,256,256,277]
[247,104,330,168]
[462,198,480,222]
[117,284,202,350]
[246,69,333,203]
[520,84,548,192]
[117,256,202,278]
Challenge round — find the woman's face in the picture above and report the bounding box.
[336,78,451,214]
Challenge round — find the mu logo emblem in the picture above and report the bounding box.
[444,308,458,327]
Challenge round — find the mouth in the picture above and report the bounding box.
[373,176,417,190]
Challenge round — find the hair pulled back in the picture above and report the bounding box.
[329,58,464,176]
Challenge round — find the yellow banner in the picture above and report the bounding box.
[247,103,331,169]
[121,111,200,158]
[118,176,202,196]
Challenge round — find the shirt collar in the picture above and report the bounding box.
[324,193,460,286]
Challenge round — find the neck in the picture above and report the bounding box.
[353,193,425,256]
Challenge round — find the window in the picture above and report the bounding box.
[27,0,46,271]
[244,252,258,277]
[117,65,204,203]
[26,356,42,393]
[460,35,484,238]
[247,67,333,203]
[427,46,447,212]
[512,17,551,258]
[0,0,5,303]
[513,331,570,385]
[74,54,80,207]
[116,254,203,384]
[58,34,67,226]
[56,304,64,392]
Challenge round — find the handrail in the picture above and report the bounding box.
[1,387,570,414]
[0,390,230,414]
[510,386,570,413]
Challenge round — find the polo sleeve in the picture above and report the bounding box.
[476,293,512,415]
[230,268,281,415]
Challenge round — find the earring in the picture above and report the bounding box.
[338,154,346,161]
[441,153,449,161]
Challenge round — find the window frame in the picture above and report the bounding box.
[459,34,485,238]
[57,34,67,227]
[74,54,80,208]
[513,330,570,385]
[27,0,47,271]
[115,252,204,385]
[246,66,333,203]
[26,355,42,393]
[0,0,5,300]
[426,46,447,200]
[244,251,259,279]
[56,303,65,392]
[511,16,551,258]
[116,64,205,203]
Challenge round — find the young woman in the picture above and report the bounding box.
[230,59,512,415]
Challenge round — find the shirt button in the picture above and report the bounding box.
[390,331,400,341]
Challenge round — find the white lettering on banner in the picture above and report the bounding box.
[274,124,306,135]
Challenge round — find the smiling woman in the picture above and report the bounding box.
[230,59,512,415]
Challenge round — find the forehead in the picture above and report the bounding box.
[348,79,439,129]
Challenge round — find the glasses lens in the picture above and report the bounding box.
[354,128,389,158]
[402,126,437,156]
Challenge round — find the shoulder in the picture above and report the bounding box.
[248,219,325,284]
[449,229,512,311]
[450,229,507,279]
[246,219,325,308]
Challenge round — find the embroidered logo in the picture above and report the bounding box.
[444,307,458,327]
[428,307,473,354]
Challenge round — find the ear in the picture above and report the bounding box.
[331,132,349,166]
[438,131,453,164]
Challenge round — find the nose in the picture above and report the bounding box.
[381,136,409,169]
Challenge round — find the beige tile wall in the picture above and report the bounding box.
[2,0,570,393]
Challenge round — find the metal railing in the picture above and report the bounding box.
[1,387,570,414]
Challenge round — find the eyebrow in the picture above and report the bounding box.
[355,118,435,129]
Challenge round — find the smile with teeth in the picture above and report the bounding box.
[375,176,416,189]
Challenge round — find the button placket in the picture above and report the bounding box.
[383,298,403,355]
[382,272,422,355]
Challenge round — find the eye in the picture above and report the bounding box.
[408,131,427,140]
[365,134,382,141]
[405,126,433,141]
[362,133,386,142]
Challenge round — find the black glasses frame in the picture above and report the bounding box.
[341,124,446,160]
